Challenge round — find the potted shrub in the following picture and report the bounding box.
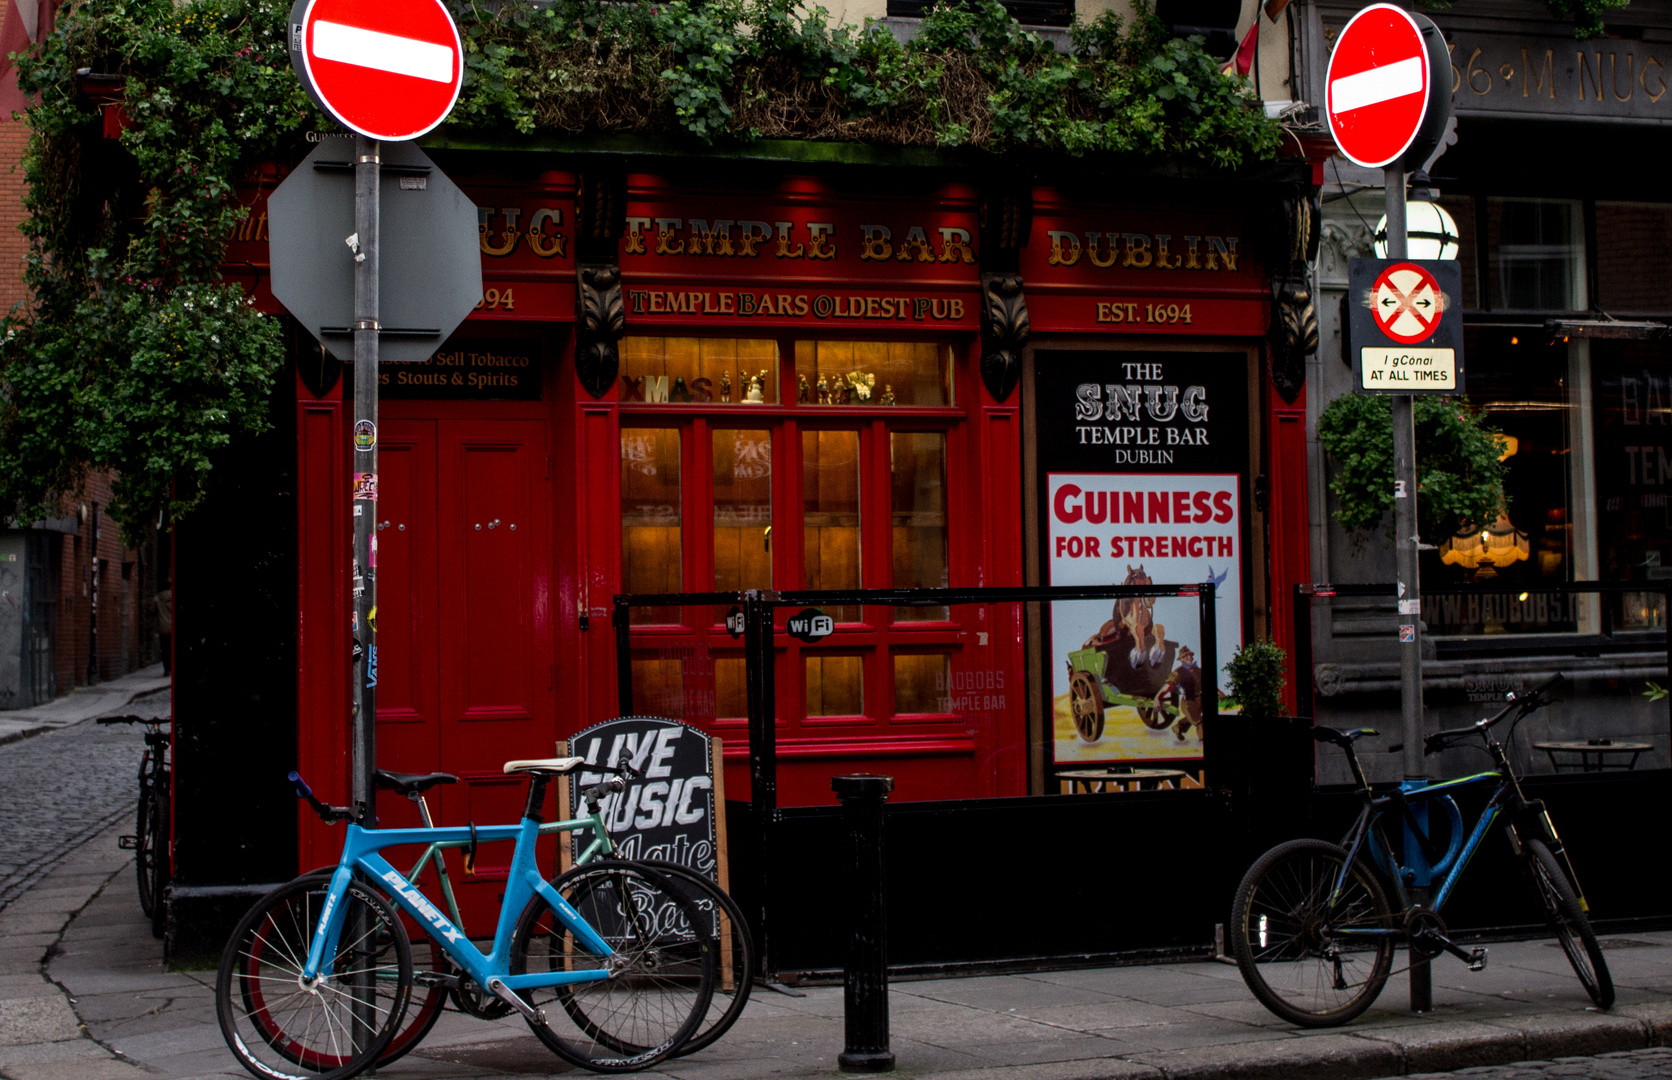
[1214,640,1313,847]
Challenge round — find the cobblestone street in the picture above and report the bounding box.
[0,688,168,909]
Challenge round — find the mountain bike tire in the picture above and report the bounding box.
[147,775,169,939]
[1231,838,1395,1027]
[1525,837,1614,1008]
[633,859,755,1055]
[134,755,158,920]
[216,875,412,1080]
[511,859,716,1072]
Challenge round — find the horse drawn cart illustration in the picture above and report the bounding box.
[1065,566,1184,743]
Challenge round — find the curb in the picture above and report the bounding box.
[0,673,170,747]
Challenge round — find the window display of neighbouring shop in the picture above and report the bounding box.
[1032,349,1254,777]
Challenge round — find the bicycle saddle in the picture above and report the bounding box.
[1312,726,1378,747]
[503,757,587,775]
[373,769,458,795]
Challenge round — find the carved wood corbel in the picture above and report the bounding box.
[977,181,1032,403]
[574,169,628,398]
[1267,189,1321,404]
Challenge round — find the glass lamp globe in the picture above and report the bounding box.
[1374,199,1460,260]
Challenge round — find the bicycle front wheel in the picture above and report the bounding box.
[511,859,716,1072]
[633,859,755,1056]
[1526,838,1614,1008]
[1231,838,1395,1027]
[216,875,412,1080]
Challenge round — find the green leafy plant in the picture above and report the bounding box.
[2,0,1282,540]
[1224,639,1288,719]
[1644,681,1668,702]
[1420,0,1629,39]
[1315,394,1509,540]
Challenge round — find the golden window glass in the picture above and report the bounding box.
[802,429,861,622]
[806,654,864,717]
[621,337,780,404]
[715,657,747,719]
[891,431,949,621]
[713,429,772,592]
[621,428,681,624]
[630,657,684,717]
[893,653,949,714]
[793,341,952,407]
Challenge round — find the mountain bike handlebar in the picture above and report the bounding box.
[1423,672,1565,755]
[289,771,354,824]
[96,714,165,726]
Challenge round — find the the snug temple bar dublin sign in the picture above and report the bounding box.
[1322,7,1672,123]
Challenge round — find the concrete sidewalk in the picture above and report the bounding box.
[0,665,170,747]
[3,828,1670,1080]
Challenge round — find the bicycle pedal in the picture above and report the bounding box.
[118,836,138,850]
[1468,948,1488,972]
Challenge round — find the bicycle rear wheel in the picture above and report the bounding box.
[134,755,158,919]
[511,859,716,1072]
[147,773,169,939]
[1231,838,1395,1027]
[634,859,755,1056]
[1525,837,1614,1008]
[216,875,412,1080]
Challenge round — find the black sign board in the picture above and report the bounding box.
[785,607,833,642]
[724,606,745,639]
[1348,258,1465,395]
[379,337,542,400]
[567,716,719,880]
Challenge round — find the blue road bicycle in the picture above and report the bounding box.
[1231,673,1614,1026]
[214,757,717,1080]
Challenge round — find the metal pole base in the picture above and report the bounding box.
[839,1050,898,1073]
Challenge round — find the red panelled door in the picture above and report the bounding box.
[374,416,554,931]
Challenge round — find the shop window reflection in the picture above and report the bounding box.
[794,341,951,406]
[1592,340,1672,630]
[803,429,861,622]
[806,654,864,717]
[893,653,950,714]
[621,427,681,625]
[1487,198,1586,311]
[622,337,779,404]
[892,432,949,621]
[713,429,772,592]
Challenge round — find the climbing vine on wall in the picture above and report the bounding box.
[1,0,1285,540]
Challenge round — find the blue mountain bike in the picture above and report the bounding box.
[214,757,716,1079]
[1231,674,1613,1026]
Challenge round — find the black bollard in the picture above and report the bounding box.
[833,774,895,1073]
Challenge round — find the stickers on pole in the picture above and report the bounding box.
[1348,258,1465,394]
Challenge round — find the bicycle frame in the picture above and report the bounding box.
[302,815,615,994]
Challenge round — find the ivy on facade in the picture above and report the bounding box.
[0,0,1291,539]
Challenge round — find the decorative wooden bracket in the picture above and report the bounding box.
[1266,189,1320,404]
[979,272,1029,403]
[574,169,628,398]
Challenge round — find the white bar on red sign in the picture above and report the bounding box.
[1330,55,1424,113]
[313,21,455,82]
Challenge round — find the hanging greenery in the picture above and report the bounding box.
[1315,393,1509,540]
[1,0,1284,540]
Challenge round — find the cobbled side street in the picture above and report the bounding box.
[0,688,168,909]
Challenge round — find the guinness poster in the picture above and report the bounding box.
[1035,351,1250,767]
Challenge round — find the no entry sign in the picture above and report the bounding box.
[1326,4,1448,169]
[1348,258,1465,394]
[289,0,463,141]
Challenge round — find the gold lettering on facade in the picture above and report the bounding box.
[1644,56,1666,102]
[1086,233,1119,269]
[1122,233,1153,268]
[806,223,837,260]
[654,217,685,255]
[624,217,650,255]
[1206,237,1237,271]
[479,207,520,256]
[936,227,975,264]
[1464,47,1491,94]
[1612,52,1634,100]
[774,221,804,259]
[688,220,735,256]
[526,207,566,258]
[1450,41,1462,95]
[896,226,935,263]
[860,225,894,261]
[1048,231,1082,267]
[1153,234,1182,269]
[1523,48,1555,98]
[1184,236,1203,270]
[1578,50,1602,100]
[738,221,772,257]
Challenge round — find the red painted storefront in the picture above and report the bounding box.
[225,161,1311,906]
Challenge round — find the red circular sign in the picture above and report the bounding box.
[1325,4,1431,169]
[297,0,462,142]
[1371,262,1443,344]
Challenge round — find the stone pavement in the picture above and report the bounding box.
[6,822,1672,1080]
[0,664,170,747]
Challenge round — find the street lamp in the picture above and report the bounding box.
[1373,172,1460,260]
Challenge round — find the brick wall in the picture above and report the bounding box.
[0,121,28,316]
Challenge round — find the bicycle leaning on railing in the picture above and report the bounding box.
[1230,673,1614,1026]
[316,759,754,1070]
[213,756,719,1080]
[97,713,170,939]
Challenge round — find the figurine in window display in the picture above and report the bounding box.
[798,374,810,403]
[671,375,690,402]
[744,369,767,403]
[719,371,731,403]
[879,384,896,406]
[846,371,875,402]
[816,374,830,404]
[831,378,850,405]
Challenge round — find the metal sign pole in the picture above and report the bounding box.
[350,132,381,1053]
[1385,159,1432,1012]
